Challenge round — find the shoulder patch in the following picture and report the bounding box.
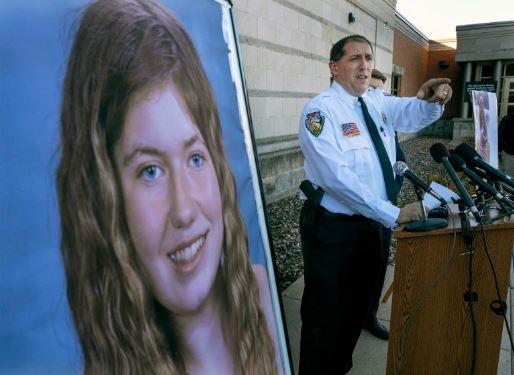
[305,111,324,137]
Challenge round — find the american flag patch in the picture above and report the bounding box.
[342,122,360,137]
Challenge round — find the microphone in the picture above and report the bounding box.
[449,153,514,209]
[393,161,447,205]
[454,143,514,189]
[500,181,514,197]
[429,143,481,221]
[452,156,514,196]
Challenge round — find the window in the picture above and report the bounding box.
[504,62,514,77]
[391,74,401,96]
[476,63,494,81]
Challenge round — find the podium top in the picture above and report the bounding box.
[394,207,514,239]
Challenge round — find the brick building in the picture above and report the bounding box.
[392,12,461,140]
[231,1,474,202]
[392,17,514,142]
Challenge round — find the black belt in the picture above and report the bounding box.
[319,206,371,223]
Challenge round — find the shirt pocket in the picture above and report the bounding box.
[337,134,374,183]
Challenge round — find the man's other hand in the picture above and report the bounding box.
[397,202,427,224]
[416,78,452,104]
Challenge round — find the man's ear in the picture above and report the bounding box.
[329,61,338,77]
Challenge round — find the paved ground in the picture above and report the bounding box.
[282,263,514,374]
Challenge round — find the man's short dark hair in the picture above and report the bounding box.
[330,34,374,62]
[371,69,387,83]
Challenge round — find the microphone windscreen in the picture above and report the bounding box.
[429,143,449,164]
[393,161,408,176]
[449,153,466,172]
[454,143,481,165]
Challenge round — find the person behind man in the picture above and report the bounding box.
[361,68,406,340]
[298,34,452,374]
[370,68,387,90]
[499,112,514,176]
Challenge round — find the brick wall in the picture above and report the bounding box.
[392,30,428,97]
[426,45,462,119]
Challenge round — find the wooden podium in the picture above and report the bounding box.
[387,213,514,374]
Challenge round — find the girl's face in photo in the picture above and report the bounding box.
[115,84,224,315]
[478,96,488,138]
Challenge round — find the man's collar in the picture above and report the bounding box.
[331,81,362,108]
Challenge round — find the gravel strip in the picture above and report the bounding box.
[267,136,454,291]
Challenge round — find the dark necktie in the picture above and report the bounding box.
[357,96,398,204]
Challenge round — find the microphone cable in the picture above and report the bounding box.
[477,220,514,352]
[464,221,479,375]
[462,215,514,375]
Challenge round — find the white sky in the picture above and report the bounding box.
[396,0,514,40]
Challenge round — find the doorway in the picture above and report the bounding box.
[500,77,514,117]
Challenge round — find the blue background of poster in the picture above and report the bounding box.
[0,0,266,372]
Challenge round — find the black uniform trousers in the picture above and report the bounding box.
[298,203,390,374]
[366,229,392,325]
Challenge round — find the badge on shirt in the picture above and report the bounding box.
[381,112,388,125]
[305,111,324,137]
[341,122,361,137]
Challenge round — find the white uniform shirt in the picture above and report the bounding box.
[299,81,444,228]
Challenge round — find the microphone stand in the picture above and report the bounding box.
[475,190,487,211]
[456,198,473,246]
[405,186,449,232]
[456,198,478,375]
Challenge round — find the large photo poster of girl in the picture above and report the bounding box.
[0,1,290,373]
[472,90,499,168]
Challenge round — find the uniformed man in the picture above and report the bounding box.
[298,34,452,374]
